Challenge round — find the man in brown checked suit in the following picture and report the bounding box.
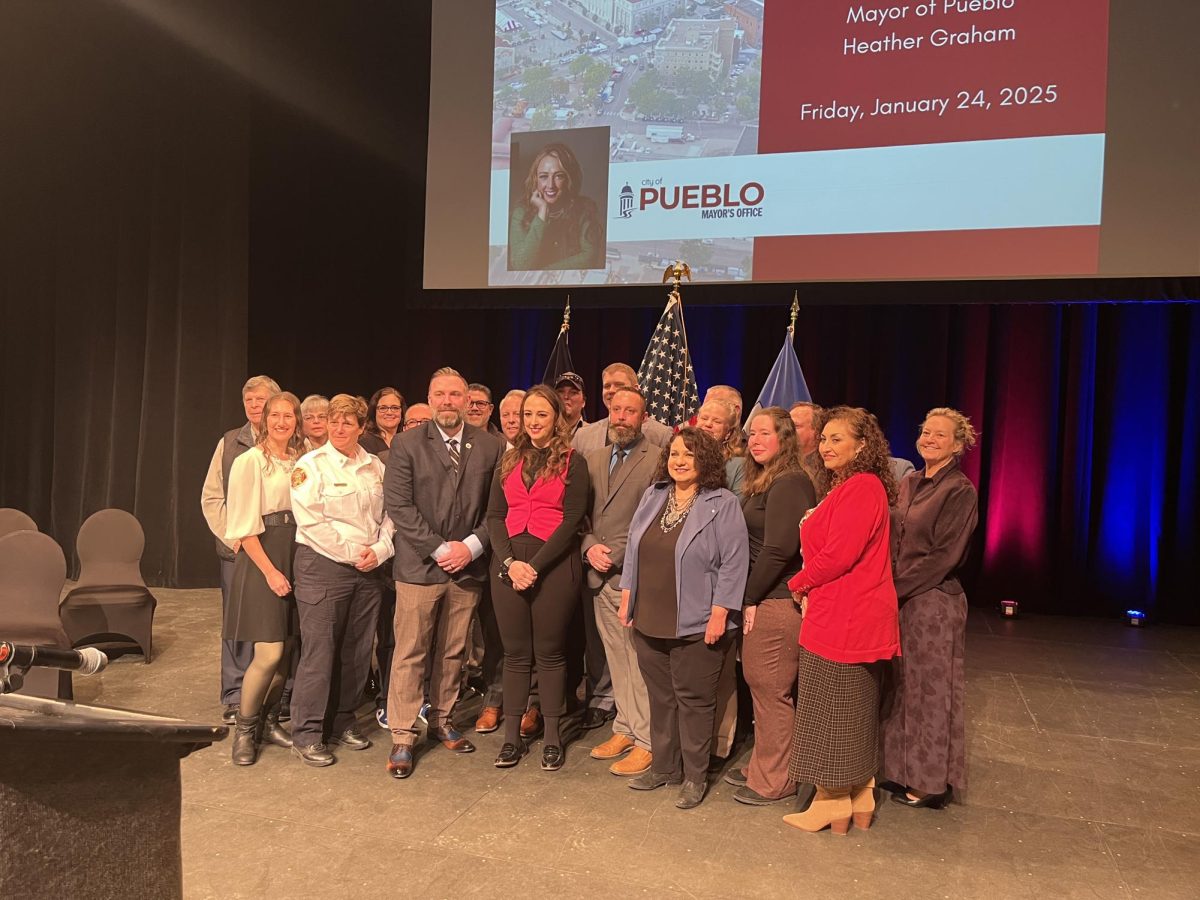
[382,367,504,779]
[580,387,661,777]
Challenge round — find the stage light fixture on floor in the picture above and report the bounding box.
[1126,609,1146,627]
[1000,600,1019,618]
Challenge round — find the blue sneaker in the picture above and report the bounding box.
[375,707,388,728]
[418,702,430,723]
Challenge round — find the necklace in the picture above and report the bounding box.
[659,489,697,533]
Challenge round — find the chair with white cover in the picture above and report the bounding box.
[0,530,72,698]
[59,509,157,662]
[0,508,37,538]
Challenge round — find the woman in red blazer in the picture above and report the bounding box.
[783,406,900,835]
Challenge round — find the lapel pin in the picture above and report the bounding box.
[465,443,472,450]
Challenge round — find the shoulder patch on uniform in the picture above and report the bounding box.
[291,468,307,488]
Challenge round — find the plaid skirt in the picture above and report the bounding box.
[787,647,883,787]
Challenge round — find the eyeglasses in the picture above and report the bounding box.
[467,400,493,409]
[404,417,431,429]
[377,405,403,414]
[302,415,328,422]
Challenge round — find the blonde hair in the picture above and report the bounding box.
[328,393,369,426]
[921,407,978,456]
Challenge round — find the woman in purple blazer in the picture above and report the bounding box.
[618,427,749,810]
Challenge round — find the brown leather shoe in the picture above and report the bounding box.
[610,747,652,777]
[520,705,542,739]
[431,726,476,754]
[475,706,502,734]
[386,744,414,779]
[590,733,635,760]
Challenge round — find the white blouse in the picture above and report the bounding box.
[225,448,294,541]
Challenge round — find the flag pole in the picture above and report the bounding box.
[788,289,799,339]
[560,295,571,334]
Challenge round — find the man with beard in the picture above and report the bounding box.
[579,387,660,776]
[573,363,673,454]
[382,367,504,779]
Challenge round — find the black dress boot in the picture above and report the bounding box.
[232,713,260,766]
[262,707,293,749]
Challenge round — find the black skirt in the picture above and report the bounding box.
[788,647,883,787]
[223,522,296,642]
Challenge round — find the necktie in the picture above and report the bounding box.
[609,446,626,477]
[447,438,460,477]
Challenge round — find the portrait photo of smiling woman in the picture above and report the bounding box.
[508,128,608,271]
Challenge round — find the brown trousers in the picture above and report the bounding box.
[387,579,481,744]
[742,597,803,798]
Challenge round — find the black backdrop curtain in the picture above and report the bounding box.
[0,2,248,585]
[1,3,1197,623]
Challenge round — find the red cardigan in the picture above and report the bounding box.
[787,473,900,664]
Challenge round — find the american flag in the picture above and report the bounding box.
[637,295,700,428]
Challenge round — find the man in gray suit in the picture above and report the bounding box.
[573,363,673,727]
[382,367,504,779]
[581,387,660,777]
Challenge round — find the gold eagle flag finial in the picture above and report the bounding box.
[662,260,692,287]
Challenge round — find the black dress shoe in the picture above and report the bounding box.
[891,786,952,809]
[723,767,748,787]
[333,727,372,751]
[292,742,335,767]
[733,785,790,806]
[494,742,528,768]
[541,744,565,771]
[676,780,707,809]
[580,707,616,730]
[628,771,682,791]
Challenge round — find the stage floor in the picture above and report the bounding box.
[71,589,1200,900]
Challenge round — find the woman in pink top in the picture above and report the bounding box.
[783,407,901,836]
[486,385,590,771]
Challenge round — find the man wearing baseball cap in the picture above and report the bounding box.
[554,372,587,434]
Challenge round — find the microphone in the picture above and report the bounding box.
[0,642,108,676]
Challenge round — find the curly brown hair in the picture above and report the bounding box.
[741,407,804,497]
[651,426,728,491]
[814,406,898,505]
[498,384,575,484]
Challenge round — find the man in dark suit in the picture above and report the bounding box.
[383,367,504,779]
[580,387,660,777]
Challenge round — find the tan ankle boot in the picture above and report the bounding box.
[851,778,876,830]
[783,786,852,835]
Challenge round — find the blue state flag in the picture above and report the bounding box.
[744,332,812,428]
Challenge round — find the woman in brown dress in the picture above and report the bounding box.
[881,407,979,809]
[731,408,816,805]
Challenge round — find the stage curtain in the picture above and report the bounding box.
[0,2,249,586]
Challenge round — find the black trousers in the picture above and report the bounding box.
[219,556,254,705]
[491,533,582,721]
[476,580,505,708]
[290,545,383,747]
[633,629,728,784]
[373,581,396,708]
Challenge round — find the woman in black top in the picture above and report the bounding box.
[360,387,405,456]
[486,385,590,770]
[733,408,816,804]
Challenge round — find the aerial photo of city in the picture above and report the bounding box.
[490,0,766,286]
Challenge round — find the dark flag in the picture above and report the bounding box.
[542,299,575,385]
[637,294,700,428]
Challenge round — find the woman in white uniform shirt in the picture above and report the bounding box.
[224,391,305,765]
